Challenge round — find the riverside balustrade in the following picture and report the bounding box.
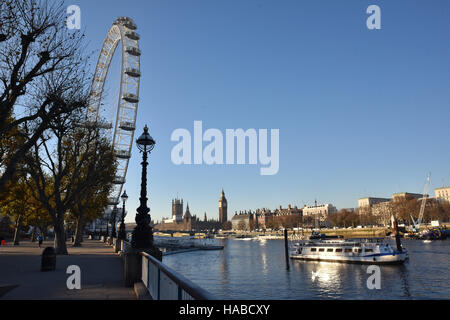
[109,238,215,299]
[140,251,217,300]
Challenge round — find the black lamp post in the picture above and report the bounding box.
[111,205,118,238]
[118,190,128,240]
[131,125,157,249]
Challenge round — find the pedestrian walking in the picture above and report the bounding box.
[38,235,43,248]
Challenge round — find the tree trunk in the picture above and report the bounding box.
[31,225,36,242]
[53,216,68,255]
[73,216,84,247]
[13,214,21,245]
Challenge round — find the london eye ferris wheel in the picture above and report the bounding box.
[87,17,141,210]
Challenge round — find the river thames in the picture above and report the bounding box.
[163,238,450,299]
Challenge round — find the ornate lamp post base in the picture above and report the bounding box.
[131,205,162,261]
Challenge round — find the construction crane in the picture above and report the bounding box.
[410,173,431,233]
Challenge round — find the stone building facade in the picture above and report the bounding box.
[231,205,303,230]
[302,203,337,227]
[435,187,450,203]
[155,200,192,231]
[358,192,428,226]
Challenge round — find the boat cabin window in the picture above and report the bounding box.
[310,248,317,252]
[365,248,373,253]
[344,248,352,253]
[327,248,333,252]
[354,248,362,253]
[335,248,343,252]
[318,248,325,252]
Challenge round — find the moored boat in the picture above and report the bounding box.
[290,238,408,265]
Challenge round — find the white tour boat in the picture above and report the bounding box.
[290,238,408,265]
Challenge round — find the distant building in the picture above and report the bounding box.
[370,201,392,226]
[303,203,337,216]
[219,189,228,223]
[392,192,423,201]
[302,203,337,226]
[358,192,427,226]
[358,197,392,225]
[231,204,303,230]
[184,203,192,222]
[155,191,224,232]
[162,198,184,224]
[273,204,302,216]
[358,197,391,208]
[435,187,450,203]
[156,198,192,231]
[231,213,252,230]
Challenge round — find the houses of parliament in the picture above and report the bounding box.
[154,190,228,232]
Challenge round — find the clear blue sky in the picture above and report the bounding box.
[72,0,450,223]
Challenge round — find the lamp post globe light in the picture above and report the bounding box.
[131,125,160,259]
[118,190,128,240]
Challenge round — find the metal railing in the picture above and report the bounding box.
[140,252,216,300]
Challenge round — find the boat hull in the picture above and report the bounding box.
[290,252,408,265]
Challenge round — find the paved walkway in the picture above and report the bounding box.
[0,239,135,300]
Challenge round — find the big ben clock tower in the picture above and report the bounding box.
[219,189,228,223]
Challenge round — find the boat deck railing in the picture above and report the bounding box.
[299,240,391,247]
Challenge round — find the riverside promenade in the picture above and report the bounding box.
[0,239,135,300]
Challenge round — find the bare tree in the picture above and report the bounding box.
[391,198,420,224]
[0,0,89,192]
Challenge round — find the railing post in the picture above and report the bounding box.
[178,286,182,300]
[157,268,161,300]
[147,258,150,296]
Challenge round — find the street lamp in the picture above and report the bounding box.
[131,125,157,249]
[118,190,128,240]
[111,205,118,238]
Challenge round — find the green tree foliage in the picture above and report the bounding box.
[0,176,51,244]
